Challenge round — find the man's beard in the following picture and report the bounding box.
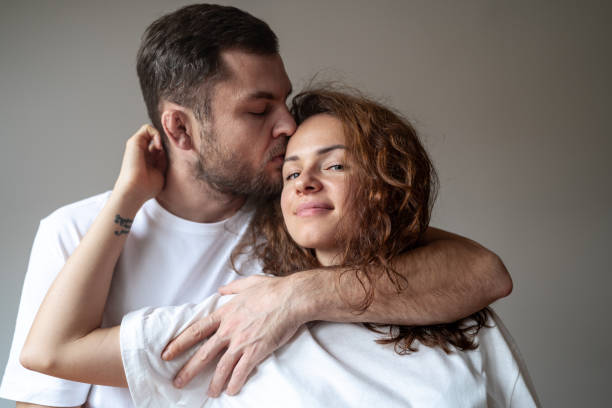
[194,125,286,198]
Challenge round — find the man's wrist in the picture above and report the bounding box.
[285,269,338,323]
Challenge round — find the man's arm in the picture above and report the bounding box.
[309,227,512,325]
[162,227,511,396]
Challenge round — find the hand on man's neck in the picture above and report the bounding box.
[156,164,246,223]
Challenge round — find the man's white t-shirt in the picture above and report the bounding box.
[0,192,256,407]
[120,295,540,407]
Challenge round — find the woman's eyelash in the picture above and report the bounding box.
[327,164,344,171]
[285,164,344,180]
[286,172,300,180]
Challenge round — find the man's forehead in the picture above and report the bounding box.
[219,50,292,101]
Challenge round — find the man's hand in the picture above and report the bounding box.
[161,275,310,397]
[160,228,511,398]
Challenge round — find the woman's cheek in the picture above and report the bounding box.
[280,187,297,238]
[280,188,291,219]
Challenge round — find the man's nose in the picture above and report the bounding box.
[272,107,297,139]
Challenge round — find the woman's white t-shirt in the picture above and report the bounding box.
[121,295,540,408]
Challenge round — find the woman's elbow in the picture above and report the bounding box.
[20,341,58,375]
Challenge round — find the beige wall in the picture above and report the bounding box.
[1,1,610,406]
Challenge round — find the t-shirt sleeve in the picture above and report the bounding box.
[120,294,229,408]
[482,310,542,408]
[509,370,540,408]
[0,218,91,406]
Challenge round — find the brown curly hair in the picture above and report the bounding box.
[235,87,489,354]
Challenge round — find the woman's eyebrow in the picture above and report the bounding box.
[284,144,346,163]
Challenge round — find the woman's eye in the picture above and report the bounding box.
[285,172,300,181]
[327,164,344,171]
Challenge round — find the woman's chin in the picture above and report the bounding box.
[290,241,339,267]
[293,237,333,253]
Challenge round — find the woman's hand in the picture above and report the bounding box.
[114,124,168,204]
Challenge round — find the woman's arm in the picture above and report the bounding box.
[20,125,166,387]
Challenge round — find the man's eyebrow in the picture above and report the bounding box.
[284,144,346,162]
[246,91,275,100]
[245,86,293,101]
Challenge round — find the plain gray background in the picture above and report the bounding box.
[1,1,610,406]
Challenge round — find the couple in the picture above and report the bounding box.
[1,4,536,407]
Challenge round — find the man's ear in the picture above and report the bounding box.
[161,108,194,151]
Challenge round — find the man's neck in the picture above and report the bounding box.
[155,166,246,223]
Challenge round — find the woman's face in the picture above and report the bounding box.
[280,114,351,265]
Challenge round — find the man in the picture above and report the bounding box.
[0,4,511,407]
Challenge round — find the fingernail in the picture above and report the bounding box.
[162,351,169,360]
[174,377,183,388]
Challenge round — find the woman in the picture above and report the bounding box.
[21,89,538,407]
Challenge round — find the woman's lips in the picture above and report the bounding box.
[296,202,334,216]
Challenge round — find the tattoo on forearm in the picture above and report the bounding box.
[114,214,133,236]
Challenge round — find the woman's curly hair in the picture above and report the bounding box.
[234,87,489,354]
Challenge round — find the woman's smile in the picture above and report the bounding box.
[280,113,349,256]
[295,201,334,216]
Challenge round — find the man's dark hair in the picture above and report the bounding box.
[136,4,279,144]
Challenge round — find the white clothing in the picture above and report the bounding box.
[0,192,255,407]
[121,294,540,408]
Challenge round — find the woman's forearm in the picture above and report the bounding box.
[20,191,143,386]
[20,125,166,386]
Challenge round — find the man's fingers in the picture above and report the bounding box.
[173,336,227,388]
[162,315,219,361]
[207,351,241,397]
[225,351,257,396]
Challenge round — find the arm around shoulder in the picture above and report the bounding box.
[295,226,512,326]
[420,227,513,303]
[385,226,513,324]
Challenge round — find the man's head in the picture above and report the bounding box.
[137,4,295,197]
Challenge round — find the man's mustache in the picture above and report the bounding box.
[265,137,288,161]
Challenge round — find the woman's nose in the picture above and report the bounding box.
[295,173,322,194]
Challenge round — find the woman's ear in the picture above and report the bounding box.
[161,109,193,151]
